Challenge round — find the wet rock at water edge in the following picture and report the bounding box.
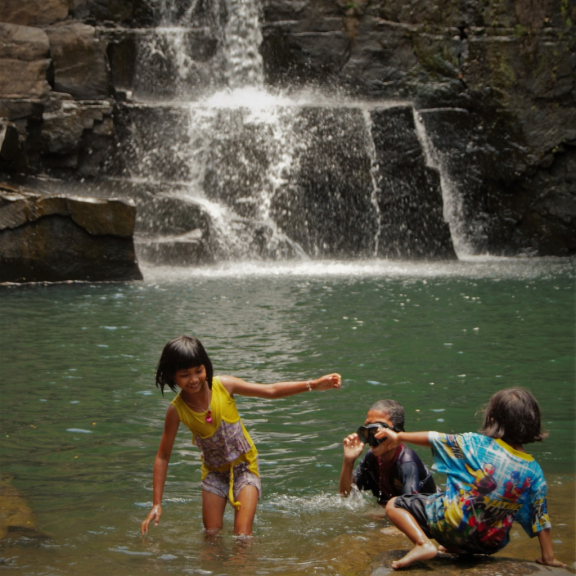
[369,550,574,576]
[0,185,142,283]
[0,473,48,541]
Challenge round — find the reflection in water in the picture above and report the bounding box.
[0,259,574,574]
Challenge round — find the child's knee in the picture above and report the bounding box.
[385,497,397,518]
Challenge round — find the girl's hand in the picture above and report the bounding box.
[343,432,364,462]
[535,558,566,568]
[311,373,342,391]
[141,504,162,534]
[374,426,401,448]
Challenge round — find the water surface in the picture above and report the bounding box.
[0,258,574,574]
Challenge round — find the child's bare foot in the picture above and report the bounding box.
[391,542,437,570]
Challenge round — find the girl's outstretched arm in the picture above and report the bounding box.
[141,404,180,534]
[374,428,432,448]
[220,373,341,399]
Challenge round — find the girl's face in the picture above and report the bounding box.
[365,410,396,457]
[173,364,207,395]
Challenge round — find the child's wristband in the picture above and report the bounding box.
[306,380,312,391]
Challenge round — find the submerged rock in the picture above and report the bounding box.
[0,473,46,541]
[0,185,142,283]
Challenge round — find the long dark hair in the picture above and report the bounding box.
[479,387,546,445]
[155,336,214,395]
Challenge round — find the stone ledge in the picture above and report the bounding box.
[0,186,142,283]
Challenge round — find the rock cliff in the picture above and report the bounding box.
[0,0,574,258]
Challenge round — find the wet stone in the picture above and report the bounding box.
[369,552,574,576]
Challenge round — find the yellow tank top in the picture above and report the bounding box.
[171,376,259,508]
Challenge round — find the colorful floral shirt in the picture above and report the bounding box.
[424,432,551,554]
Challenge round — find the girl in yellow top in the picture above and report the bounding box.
[141,335,341,536]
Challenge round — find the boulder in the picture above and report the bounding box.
[0,187,142,283]
[0,23,50,99]
[46,23,110,99]
[0,0,68,27]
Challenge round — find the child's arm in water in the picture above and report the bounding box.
[339,432,365,497]
[536,528,566,568]
[141,404,180,534]
[219,373,341,398]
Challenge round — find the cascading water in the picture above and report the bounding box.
[121,0,460,264]
[413,110,483,258]
[222,0,265,88]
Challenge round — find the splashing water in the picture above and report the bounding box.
[127,0,471,263]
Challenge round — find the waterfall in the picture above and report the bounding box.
[123,0,459,264]
[361,109,383,257]
[413,110,479,258]
[222,0,265,89]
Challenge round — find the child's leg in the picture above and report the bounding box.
[233,485,259,536]
[202,490,227,535]
[385,497,437,570]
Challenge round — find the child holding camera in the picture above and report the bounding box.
[339,399,437,504]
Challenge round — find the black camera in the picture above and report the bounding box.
[356,422,399,447]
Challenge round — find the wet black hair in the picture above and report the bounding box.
[369,399,405,432]
[479,387,546,445]
[155,335,214,395]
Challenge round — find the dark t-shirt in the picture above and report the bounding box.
[353,444,437,504]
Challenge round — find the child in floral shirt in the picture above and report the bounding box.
[376,388,566,570]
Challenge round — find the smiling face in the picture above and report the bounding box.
[173,364,207,396]
[365,409,396,457]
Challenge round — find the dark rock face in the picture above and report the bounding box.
[0,0,574,261]
[0,0,68,27]
[260,0,576,256]
[117,101,455,260]
[45,23,110,100]
[371,106,454,259]
[0,23,51,99]
[0,188,142,282]
[0,119,27,173]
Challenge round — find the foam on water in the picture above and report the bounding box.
[140,257,574,282]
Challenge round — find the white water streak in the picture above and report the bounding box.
[362,109,382,256]
[413,109,472,258]
[223,0,264,89]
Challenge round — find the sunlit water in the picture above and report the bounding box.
[0,258,574,574]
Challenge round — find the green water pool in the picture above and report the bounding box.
[0,258,574,575]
